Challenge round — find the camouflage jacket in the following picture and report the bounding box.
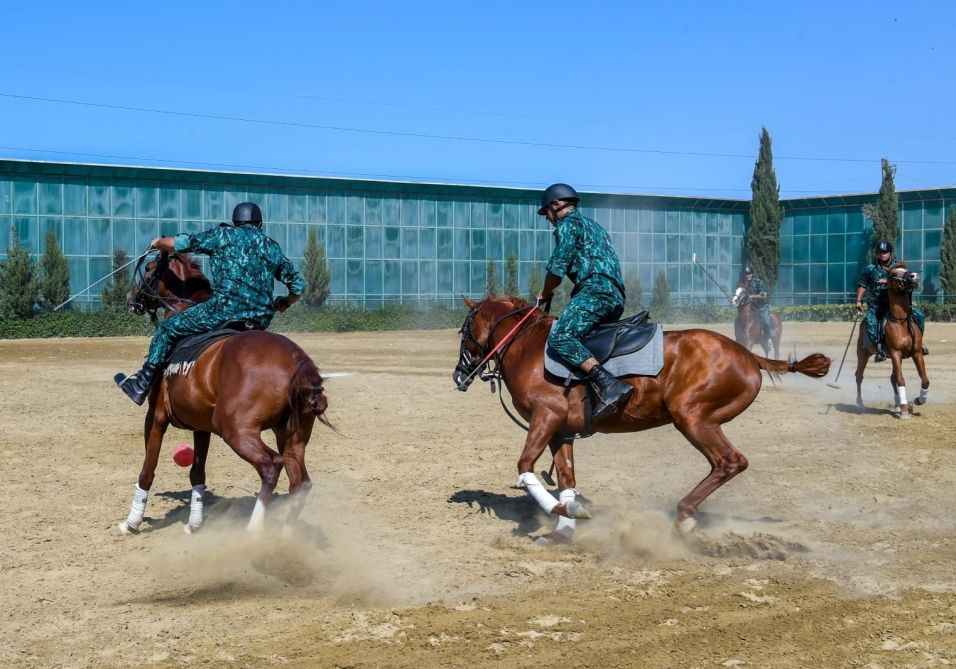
[173,224,304,319]
[857,259,896,306]
[546,209,624,298]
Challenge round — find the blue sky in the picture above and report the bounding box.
[1,1,953,199]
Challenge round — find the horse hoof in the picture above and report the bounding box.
[898,412,912,420]
[914,398,925,406]
[115,521,136,535]
[565,501,592,520]
[184,523,201,535]
[533,531,573,546]
[676,517,697,535]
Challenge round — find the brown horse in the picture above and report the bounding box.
[117,252,331,535]
[732,280,783,359]
[854,262,930,419]
[453,295,830,541]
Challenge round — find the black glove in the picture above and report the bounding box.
[273,296,290,312]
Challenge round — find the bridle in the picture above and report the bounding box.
[455,302,541,390]
[127,252,199,325]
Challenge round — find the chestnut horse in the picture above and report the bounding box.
[854,262,929,418]
[454,296,830,541]
[117,252,331,535]
[732,279,783,359]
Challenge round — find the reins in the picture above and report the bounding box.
[132,253,200,324]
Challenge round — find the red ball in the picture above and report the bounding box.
[172,444,194,467]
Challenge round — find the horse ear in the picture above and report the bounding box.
[462,295,478,308]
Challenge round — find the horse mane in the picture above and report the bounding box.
[166,253,211,299]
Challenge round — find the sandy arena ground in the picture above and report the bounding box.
[1,321,955,668]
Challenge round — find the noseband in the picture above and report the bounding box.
[456,303,540,389]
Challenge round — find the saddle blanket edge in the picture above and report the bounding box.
[544,324,665,380]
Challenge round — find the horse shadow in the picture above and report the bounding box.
[827,402,907,418]
[150,489,330,548]
[448,489,546,537]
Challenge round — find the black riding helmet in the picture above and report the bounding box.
[876,240,893,254]
[742,264,754,277]
[538,183,579,215]
[233,202,263,227]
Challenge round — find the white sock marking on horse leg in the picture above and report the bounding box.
[897,386,907,407]
[554,489,577,536]
[247,497,266,534]
[188,484,205,530]
[516,472,558,514]
[124,484,149,531]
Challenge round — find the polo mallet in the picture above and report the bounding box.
[691,253,733,301]
[826,317,860,389]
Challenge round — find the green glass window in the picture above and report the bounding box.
[519,231,533,261]
[488,202,503,229]
[810,213,827,235]
[793,213,810,236]
[13,179,36,214]
[437,228,452,256]
[454,228,469,258]
[288,192,306,222]
[402,261,418,295]
[64,217,87,255]
[203,188,223,221]
[437,200,453,228]
[828,234,846,263]
[113,219,135,254]
[437,261,453,293]
[453,201,469,228]
[470,202,485,229]
[470,230,485,260]
[420,227,436,257]
[89,219,111,255]
[365,197,382,227]
[328,195,345,226]
[902,205,922,230]
[347,225,363,257]
[535,231,550,262]
[113,186,133,218]
[401,228,417,258]
[136,220,158,251]
[902,230,922,259]
[327,225,344,258]
[811,235,827,261]
[420,260,435,295]
[183,187,202,219]
[347,260,364,295]
[365,225,382,258]
[421,200,436,228]
[90,185,110,216]
[39,182,62,215]
[402,198,419,227]
[266,192,288,222]
[308,194,327,224]
[487,229,501,260]
[454,262,470,294]
[159,188,179,219]
[0,180,10,214]
[136,186,157,219]
[365,259,383,295]
[329,259,346,294]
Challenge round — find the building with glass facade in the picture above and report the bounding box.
[0,158,952,308]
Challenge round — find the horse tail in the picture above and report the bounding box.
[752,353,831,379]
[289,359,339,433]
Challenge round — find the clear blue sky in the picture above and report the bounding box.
[1,1,953,199]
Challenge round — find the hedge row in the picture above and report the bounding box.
[1,302,955,340]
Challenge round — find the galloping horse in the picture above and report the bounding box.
[454,296,830,541]
[732,279,783,359]
[854,261,929,419]
[117,252,332,535]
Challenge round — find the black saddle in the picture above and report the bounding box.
[167,322,258,366]
[581,310,656,363]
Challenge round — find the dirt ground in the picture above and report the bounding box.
[1,321,955,668]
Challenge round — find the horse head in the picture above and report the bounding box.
[887,262,920,296]
[127,252,211,324]
[453,295,534,391]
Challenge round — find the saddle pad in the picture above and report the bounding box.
[544,324,665,381]
[167,328,243,367]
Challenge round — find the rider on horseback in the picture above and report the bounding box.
[536,183,633,421]
[855,239,928,363]
[115,202,305,405]
[735,265,775,342]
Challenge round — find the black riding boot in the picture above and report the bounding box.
[874,344,887,363]
[585,365,634,421]
[114,363,160,405]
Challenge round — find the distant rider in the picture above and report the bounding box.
[732,265,775,342]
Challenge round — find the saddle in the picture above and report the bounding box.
[165,321,258,372]
[580,310,656,363]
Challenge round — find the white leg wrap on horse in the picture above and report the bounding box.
[517,472,558,514]
[247,498,267,533]
[188,484,205,528]
[555,489,577,535]
[897,386,907,406]
[126,484,149,530]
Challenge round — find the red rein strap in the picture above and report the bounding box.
[477,305,540,368]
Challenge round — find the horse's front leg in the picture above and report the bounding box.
[854,343,869,408]
[546,439,588,543]
[912,351,930,406]
[118,407,169,534]
[184,431,211,534]
[889,352,911,419]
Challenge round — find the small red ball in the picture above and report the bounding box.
[172,444,194,467]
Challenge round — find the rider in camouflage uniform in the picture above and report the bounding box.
[536,183,632,421]
[735,265,774,341]
[115,202,305,405]
[855,239,927,363]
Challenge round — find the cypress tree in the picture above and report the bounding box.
[942,204,956,304]
[39,227,71,311]
[485,259,498,296]
[745,127,783,292]
[624,269,643,312]
[0,228,40,317]
[302,228,331,307]
[650,269,671,320]
[862,158,899,257]
[504,253,519,296]
[101,248,131,307]
[527,263,542,303]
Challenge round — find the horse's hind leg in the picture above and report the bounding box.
[274,418,316,528]
[912,352,930,406]
[184,431,210,534]
[673,420,749,533]
[221,427,284,534]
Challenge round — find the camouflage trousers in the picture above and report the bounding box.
[547,290,624,370]
[145,300,269,366]
[757,306,773,338]
[864,304,926,349]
